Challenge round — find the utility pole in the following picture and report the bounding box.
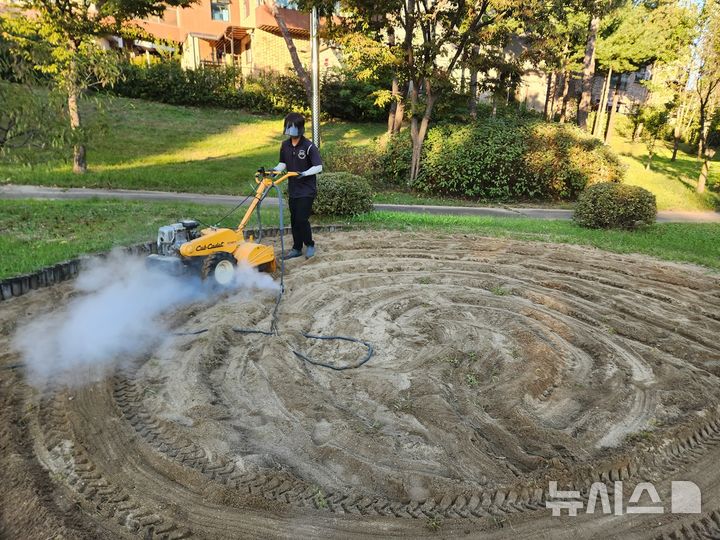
[310,6,320,147]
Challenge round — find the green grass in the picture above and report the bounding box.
[608,132,719,212]
[0,198,290,278]
[353,211,720,271]
[0,95,384,194]
[1,95,717,213]
[2,200,718,279]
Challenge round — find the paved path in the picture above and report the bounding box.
[2,184,719,223]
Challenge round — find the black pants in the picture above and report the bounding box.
[289,196,315,251]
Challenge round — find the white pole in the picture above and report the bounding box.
[310,7,320,147]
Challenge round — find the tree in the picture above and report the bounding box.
[698,108,719,193]
[694,0,720,193]
[523,3,587,123]
[265,0,314,106]
[576,0,626,130]
[3,0,193,173]
[324,0,537,182]
[594,0,696,143]
[640,104,669,169]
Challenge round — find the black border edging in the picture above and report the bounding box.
[0,224,351,302]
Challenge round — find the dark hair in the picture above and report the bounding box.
[284,112,305,136]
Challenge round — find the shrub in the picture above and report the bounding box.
[375,117,625,200]
[322,141,379,179]
[313,172,374,216]
[321,70,387,122]
[112,59,392,120]
[573,182,657,229]
[374,133,413,187]
[113,61,251,109]
[525,122,624,199]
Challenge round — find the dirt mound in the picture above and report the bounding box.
[2,230,720,539]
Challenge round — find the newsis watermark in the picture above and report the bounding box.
[546,480,701,517]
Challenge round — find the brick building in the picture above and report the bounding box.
[516,66,653,117]
[135,0,340,74]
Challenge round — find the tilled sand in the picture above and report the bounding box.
[2,230,720,539]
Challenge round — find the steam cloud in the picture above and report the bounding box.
[13,250,279,388]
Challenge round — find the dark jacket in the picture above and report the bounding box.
[280,136,322,198]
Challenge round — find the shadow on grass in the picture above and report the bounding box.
[619,150,720,210]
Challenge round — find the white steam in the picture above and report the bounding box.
[13,250,279,388]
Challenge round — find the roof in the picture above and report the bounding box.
[255,5,310,38]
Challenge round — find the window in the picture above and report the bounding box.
[211,0,230,21]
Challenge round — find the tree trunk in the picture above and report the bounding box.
[671,131,680,161]
[469,69,478,119]
[578,14,600,130]
[393,98,405,134]
[469,45,479,119]
[698,105,708,159]
[559,71,570,124]
[697,148,715,193]
[409,78,436,184]
[633,122,643,142]
[604,77,621,143]
[646,139,656,170]
[388,77,399,134]
[592,68,611,138]
[68,85,86,174]
[392,82,407,134]
[671,100,686,161]
[266,0,312,105]
[543,74,554,121]
[550,71,563,120]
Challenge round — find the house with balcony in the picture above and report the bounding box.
[135,0,340,74]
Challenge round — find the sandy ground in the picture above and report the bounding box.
[2,230,720,539]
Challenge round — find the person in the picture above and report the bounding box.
[272,112,322,259]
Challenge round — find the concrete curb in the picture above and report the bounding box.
[0,224,350,302]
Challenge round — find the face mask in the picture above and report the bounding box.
[285,125,300,137]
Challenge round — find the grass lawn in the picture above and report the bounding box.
[0,96,717,212]
[2,199,718,279]
[0,95,385,194]
[354,211,720,271]
[610,133,720,211]
[0,198,291,278]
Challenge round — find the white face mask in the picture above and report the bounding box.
[284,125,300,137]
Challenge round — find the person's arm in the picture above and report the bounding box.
[273,162,287,172]
[297,164,322,177]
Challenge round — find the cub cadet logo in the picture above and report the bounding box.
[195,241,224,252]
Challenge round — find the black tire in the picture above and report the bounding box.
[201,252,237,286]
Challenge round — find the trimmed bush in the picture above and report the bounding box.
[322,141,379,180]
[375,118,625,200]
[313,172,374,216]
[573,182,657,229]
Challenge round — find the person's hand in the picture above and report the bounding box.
[295,171,305,177]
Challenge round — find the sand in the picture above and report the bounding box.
[2,230,720,539]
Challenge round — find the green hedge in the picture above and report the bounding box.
[314,172,374,216]
[375,118,625,200]
[573,182,657,229]
[113,60,388,121]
